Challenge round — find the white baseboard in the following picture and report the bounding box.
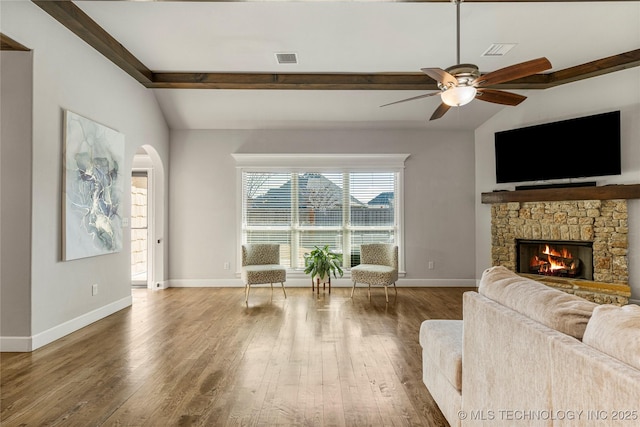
[168,277,477,288]
[152,280,169,290]
[0,296,132,353]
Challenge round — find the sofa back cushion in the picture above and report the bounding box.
[583,303,640,369]
[478,266,597,339]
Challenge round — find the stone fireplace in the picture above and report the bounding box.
[489,199,631,305]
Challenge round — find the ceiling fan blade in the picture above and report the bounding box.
[430,103,451,121]
[474,57,552,87]
[421,68,457,87]
[380,91,441,108]
[476,89,527,106]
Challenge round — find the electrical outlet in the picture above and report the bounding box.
[224,262,230,270]
[92,284,98,296]
[428,261,434,270]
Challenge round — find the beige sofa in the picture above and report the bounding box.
[420,266,640,427]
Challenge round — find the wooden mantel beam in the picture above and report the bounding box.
[481,184,640,204]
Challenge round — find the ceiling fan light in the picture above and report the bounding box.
[441,86,477,107]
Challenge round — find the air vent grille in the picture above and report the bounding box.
[482,43,517,57]
[275,53,298,64]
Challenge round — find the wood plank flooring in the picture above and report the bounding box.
[1,286,473,427]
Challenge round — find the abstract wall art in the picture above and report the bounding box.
[63,110,125,261]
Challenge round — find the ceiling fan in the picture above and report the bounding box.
[381,0,552,120]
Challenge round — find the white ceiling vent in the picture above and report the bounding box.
[482,43,517,57]
[275,53,298,64]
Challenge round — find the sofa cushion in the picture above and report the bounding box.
[241,265,286,285]
[419,320,463,391]
[478,266,597,339]
[351,264,397,286]
[583,303,640,369]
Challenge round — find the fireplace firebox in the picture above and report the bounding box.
[516,239,594,281]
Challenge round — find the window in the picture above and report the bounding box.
[131,171,148,285]
[234,154,408,271]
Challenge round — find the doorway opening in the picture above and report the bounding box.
[131,145,165,289]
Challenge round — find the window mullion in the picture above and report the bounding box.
[291,173,299,269]
[342,172,351,268]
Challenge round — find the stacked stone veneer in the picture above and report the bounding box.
[491,199,630,304]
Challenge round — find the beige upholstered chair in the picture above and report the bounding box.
[241,244,287,303]
[350,243,398,302]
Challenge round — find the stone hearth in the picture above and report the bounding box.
[490,199,631,305]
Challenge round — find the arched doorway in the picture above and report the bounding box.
[131,145,166,289]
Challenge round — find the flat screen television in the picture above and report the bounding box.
[494,110,621,184]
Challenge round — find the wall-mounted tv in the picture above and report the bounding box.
[494,110,621,184]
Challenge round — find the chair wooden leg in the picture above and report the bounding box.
[384,285,389,303]
[368,284,371,300]
[281,282,287,298]
[245,284,250,303]
[394,282,397,297]
[350,281,356,298]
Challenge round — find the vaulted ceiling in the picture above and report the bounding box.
[3,0,639,130]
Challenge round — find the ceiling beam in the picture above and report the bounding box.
[150,71,547,90]
[135,50,640,90]
[150,72,443,90]
[34,1,640,91]
[1,33,30,51]
[486,49,640,90]
[547,49,640,86]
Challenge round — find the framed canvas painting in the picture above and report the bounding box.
[63,110,125,261]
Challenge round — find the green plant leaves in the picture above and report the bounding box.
[303,244,344,279]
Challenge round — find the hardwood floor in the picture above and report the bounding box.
[1,286,473,426]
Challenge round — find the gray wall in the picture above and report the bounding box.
[1,51,33,337]
[0,1,170,350]
[169,129,477,285]
[475,67,640,302]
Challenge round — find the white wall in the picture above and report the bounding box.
[169,129,477,286]
[475,67,640,302]
[0,1,170,350]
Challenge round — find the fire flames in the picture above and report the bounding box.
[530,244,579,276]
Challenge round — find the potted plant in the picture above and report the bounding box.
[304,245,344,293]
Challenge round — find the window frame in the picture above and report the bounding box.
[232,153,409,277]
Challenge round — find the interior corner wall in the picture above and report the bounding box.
[1,1,170,350]
[1,51,33,339]
[474,67,640,302]
[168,128,477,286]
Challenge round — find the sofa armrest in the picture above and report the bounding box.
[549,332,640,425]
